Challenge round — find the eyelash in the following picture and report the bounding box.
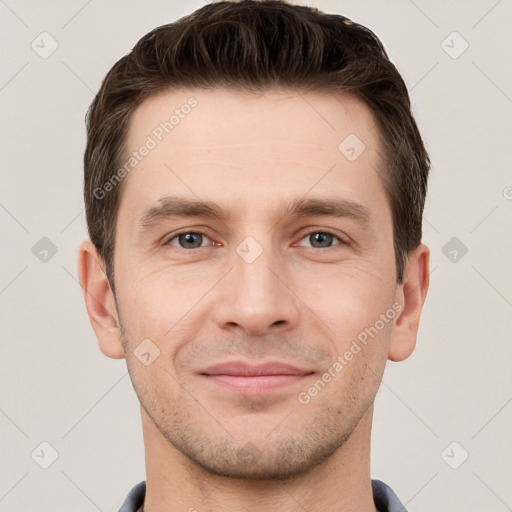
[164,229,348,249]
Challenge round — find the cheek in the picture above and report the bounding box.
[293,263,395,342]
[116,265,221,356]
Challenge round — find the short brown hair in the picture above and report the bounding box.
[84,0,430,291]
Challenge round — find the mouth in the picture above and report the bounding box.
[198,361,315,393]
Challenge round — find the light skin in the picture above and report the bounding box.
[78,88,429,512]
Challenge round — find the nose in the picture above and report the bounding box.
[213,242,300,337]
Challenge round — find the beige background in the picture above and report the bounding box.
[1,0,511,510]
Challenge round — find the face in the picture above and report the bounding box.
[113,88,399,479]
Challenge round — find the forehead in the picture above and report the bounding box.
[119,87,387,221]
[126,87,379,153]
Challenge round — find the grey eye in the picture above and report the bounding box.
[168,232,208,249]
[297,232,342,248]
[309,232,334,248]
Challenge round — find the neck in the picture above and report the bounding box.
[141,404,378,512]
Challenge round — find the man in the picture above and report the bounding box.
[78,1,430,511]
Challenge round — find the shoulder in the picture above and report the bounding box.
[118,480,146,512]
[372,479,407,512]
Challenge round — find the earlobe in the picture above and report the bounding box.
[388,243,430,362]
[77,240,125,359]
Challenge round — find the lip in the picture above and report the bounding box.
[198,361,314,392]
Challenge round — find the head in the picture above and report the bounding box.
[79,0,430,480]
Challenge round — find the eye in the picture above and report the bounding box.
[296,231,346,249]
[166,231,213,249]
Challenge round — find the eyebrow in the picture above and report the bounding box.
[138,195,371,229]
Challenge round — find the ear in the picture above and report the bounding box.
[388,243,430,362]
[77,240,125,359]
